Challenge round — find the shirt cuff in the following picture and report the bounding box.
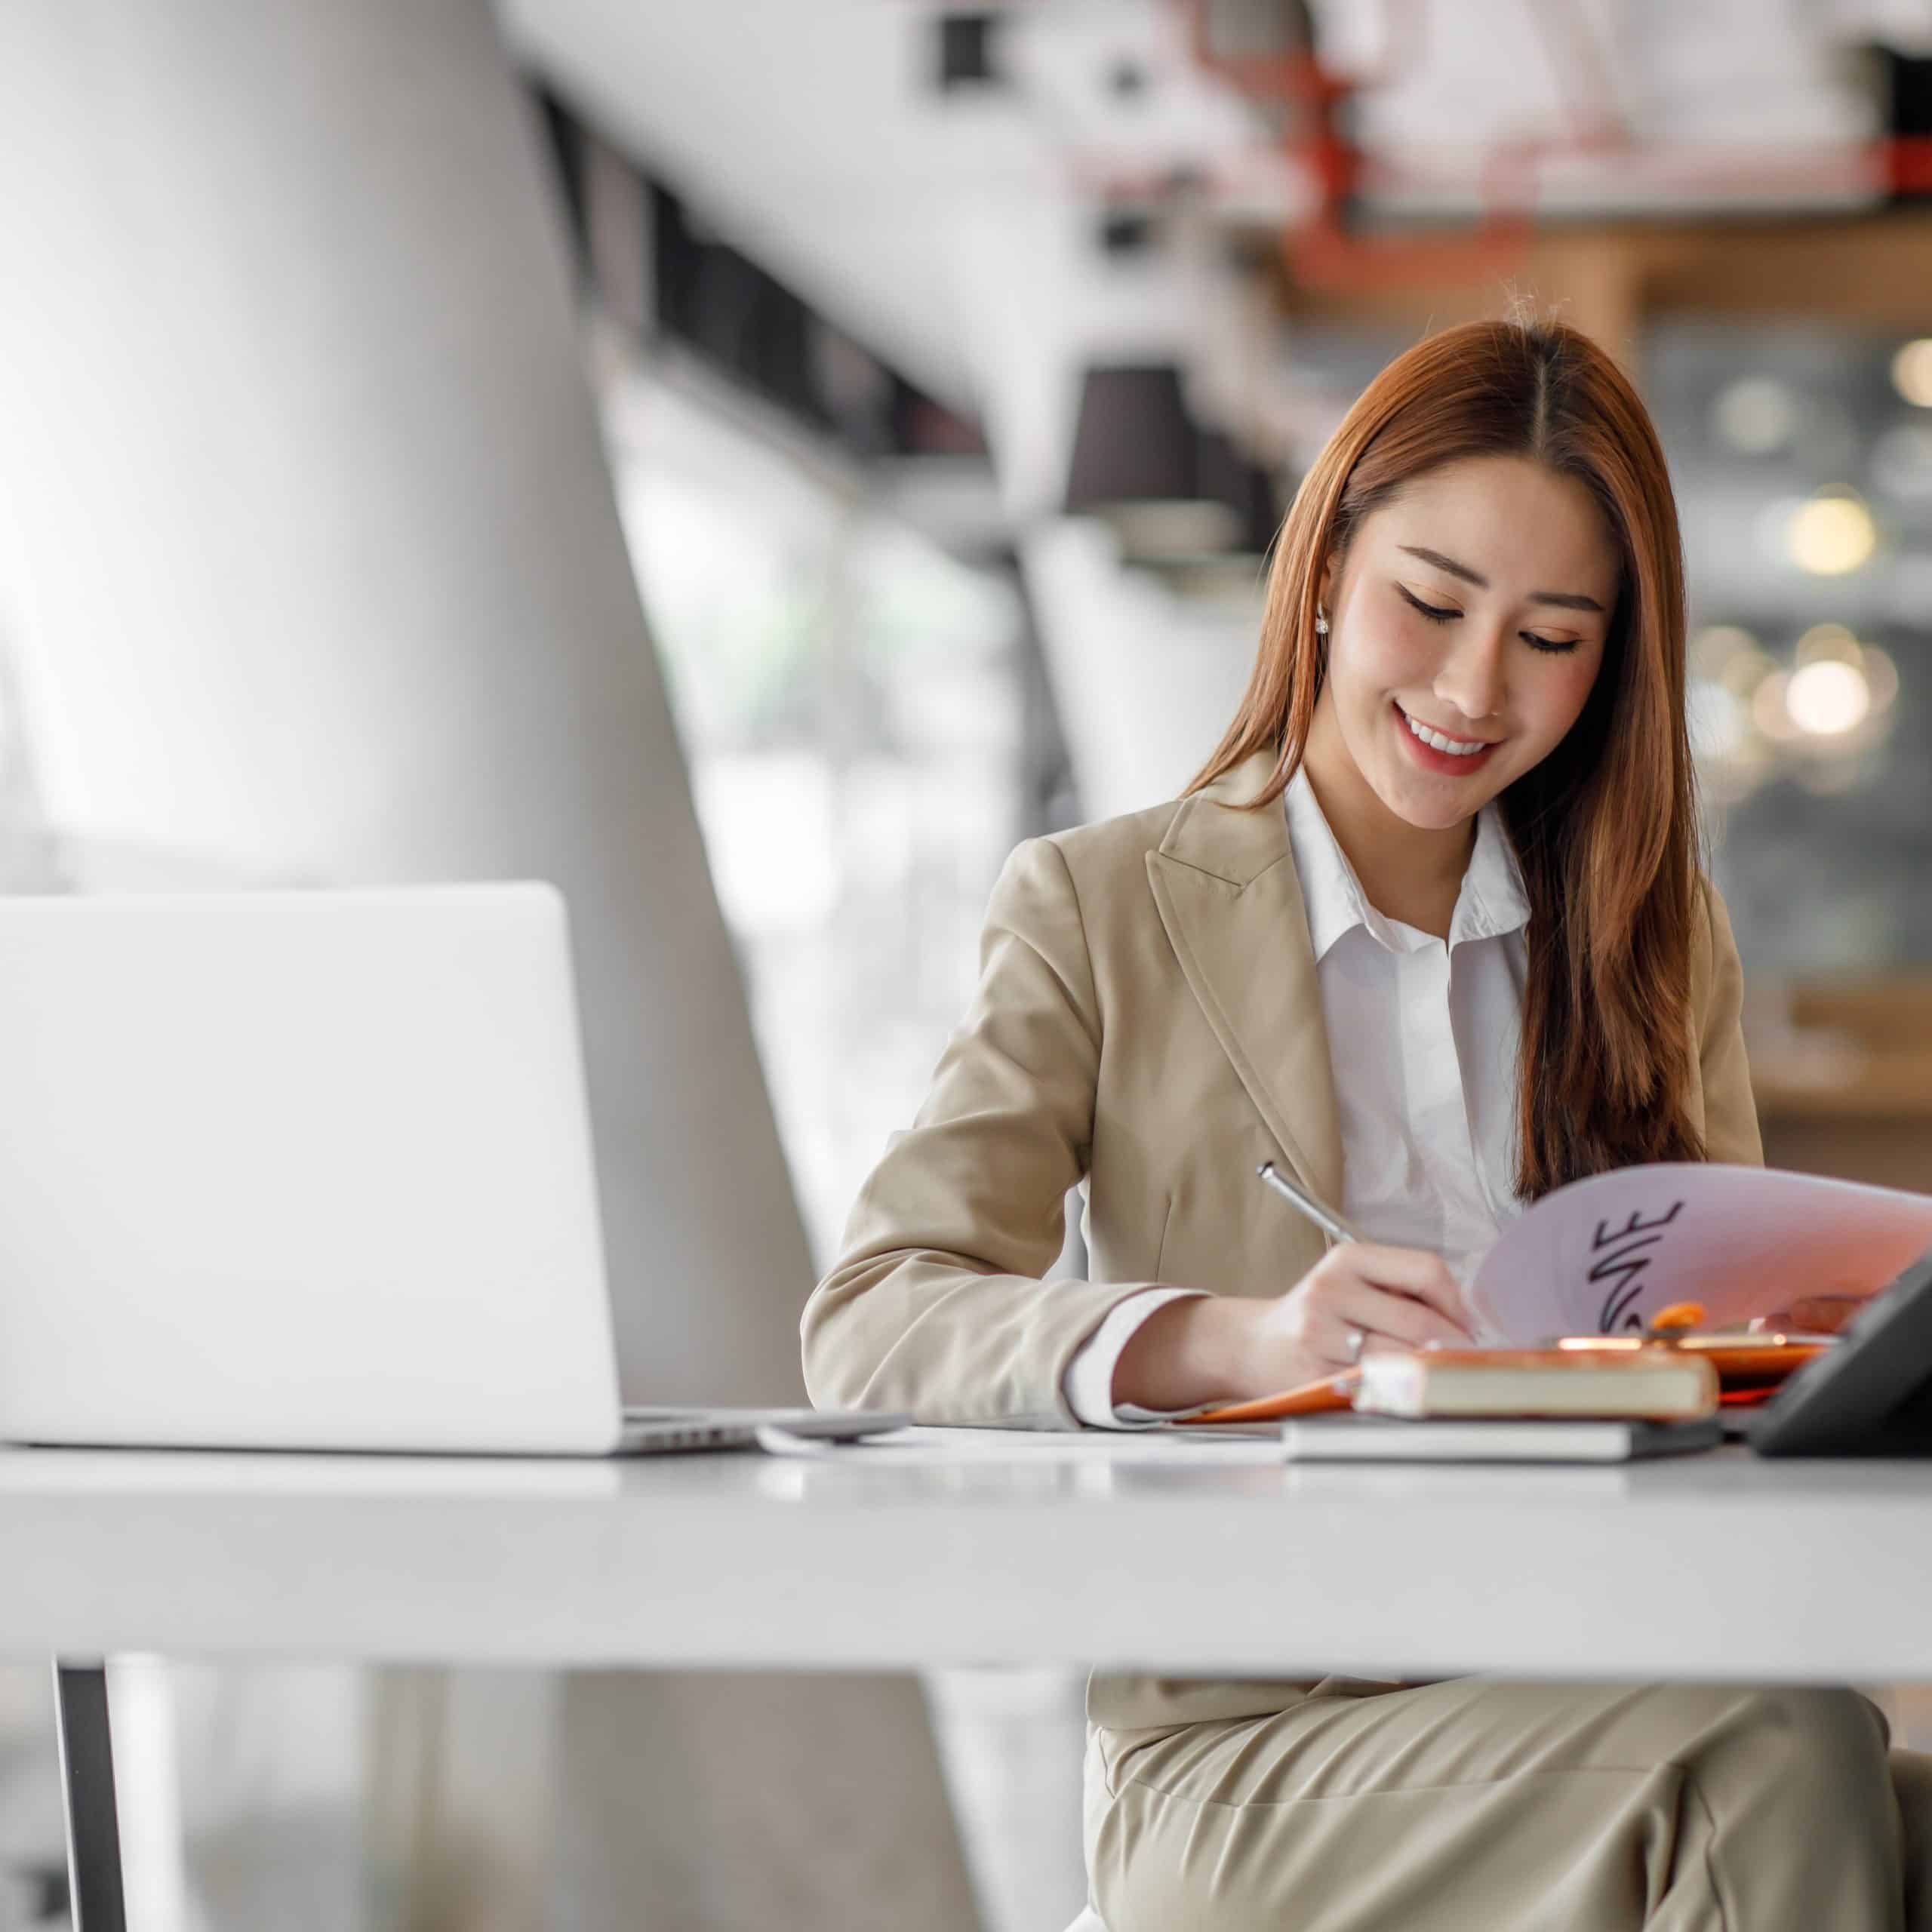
[1063,1287,1210,1428]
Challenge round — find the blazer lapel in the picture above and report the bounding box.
[1146,751,1343,1205]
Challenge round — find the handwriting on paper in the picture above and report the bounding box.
[1470,1164,1932,1346]
[1589,1200,1686,1332]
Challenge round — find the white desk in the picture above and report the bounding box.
[5,1437,1932,1682]
[8,1436,1932,1928]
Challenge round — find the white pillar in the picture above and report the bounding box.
[0,0,810,1406]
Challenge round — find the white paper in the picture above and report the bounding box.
[1468,1163,1932,1343]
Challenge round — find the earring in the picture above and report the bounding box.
[1314,609,1330,635]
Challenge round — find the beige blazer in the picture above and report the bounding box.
[802,747,1762,1727]
[805,745,1761,1415]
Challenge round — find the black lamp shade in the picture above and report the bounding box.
[1065,362,1285,564]
[1063,364,1198,513]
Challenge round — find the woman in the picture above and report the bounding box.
[802,315,1932,1929]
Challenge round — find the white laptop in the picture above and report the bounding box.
[0,884,903,1456]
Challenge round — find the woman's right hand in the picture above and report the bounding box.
[1111,1244,1477,1412]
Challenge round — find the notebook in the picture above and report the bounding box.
[1353,1346,1718,1420]
[1281,1414,1723,1463]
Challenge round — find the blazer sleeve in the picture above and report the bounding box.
[801,836,1164,1425]
[1698,878,1764,1168]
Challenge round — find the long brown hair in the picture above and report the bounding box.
[1189,315,1704,1199]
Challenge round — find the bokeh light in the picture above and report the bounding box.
[1785,491,1877,575]
[1752,670,1801,742]
[1892,339,1932,408]
[1690,624,1774,698]
[1784,657,1872,736]
[1794,622,1862,666]
[1712,377,1797,454]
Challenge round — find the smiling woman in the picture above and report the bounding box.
[802,314,1932,1931]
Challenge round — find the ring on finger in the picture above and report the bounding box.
[1343,1324,1367,1366]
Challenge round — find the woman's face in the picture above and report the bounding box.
[1314,454,1621,832]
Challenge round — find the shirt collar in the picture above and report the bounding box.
[1458,790,1532,945]
[1282,764,1531,961]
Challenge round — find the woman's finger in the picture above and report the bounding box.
[1329,1280,1470,1355]
[1330,1243,1474,1336]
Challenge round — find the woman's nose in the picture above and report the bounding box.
[1433,625,1507,724]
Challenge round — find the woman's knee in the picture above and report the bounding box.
[1730,1684,1890,1758]
[1687,1684,1894,1817]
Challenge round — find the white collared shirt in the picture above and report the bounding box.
[1064,765,1532,1426]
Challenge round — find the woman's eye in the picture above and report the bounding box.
[1399,583,1583,654]
[1396,585,1458,622]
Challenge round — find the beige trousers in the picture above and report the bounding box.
[1084,1680,1932,1931]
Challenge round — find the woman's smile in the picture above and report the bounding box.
[1392,699,1502,771]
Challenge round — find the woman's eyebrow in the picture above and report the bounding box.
[1397,543,1605,614]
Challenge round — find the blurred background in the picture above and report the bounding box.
[3,1,1932,1927]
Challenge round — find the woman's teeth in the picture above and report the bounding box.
[1401,709,1490,757]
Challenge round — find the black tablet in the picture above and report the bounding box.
[1752,1241,1932,1457]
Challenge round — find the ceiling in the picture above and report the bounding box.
[501,0,1932,418]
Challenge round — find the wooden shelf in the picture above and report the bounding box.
[1753,1058,1932,1121]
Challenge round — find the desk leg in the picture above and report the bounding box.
[53,1661,128,1932]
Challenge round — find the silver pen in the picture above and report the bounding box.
[1256,1160,1364,1246]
